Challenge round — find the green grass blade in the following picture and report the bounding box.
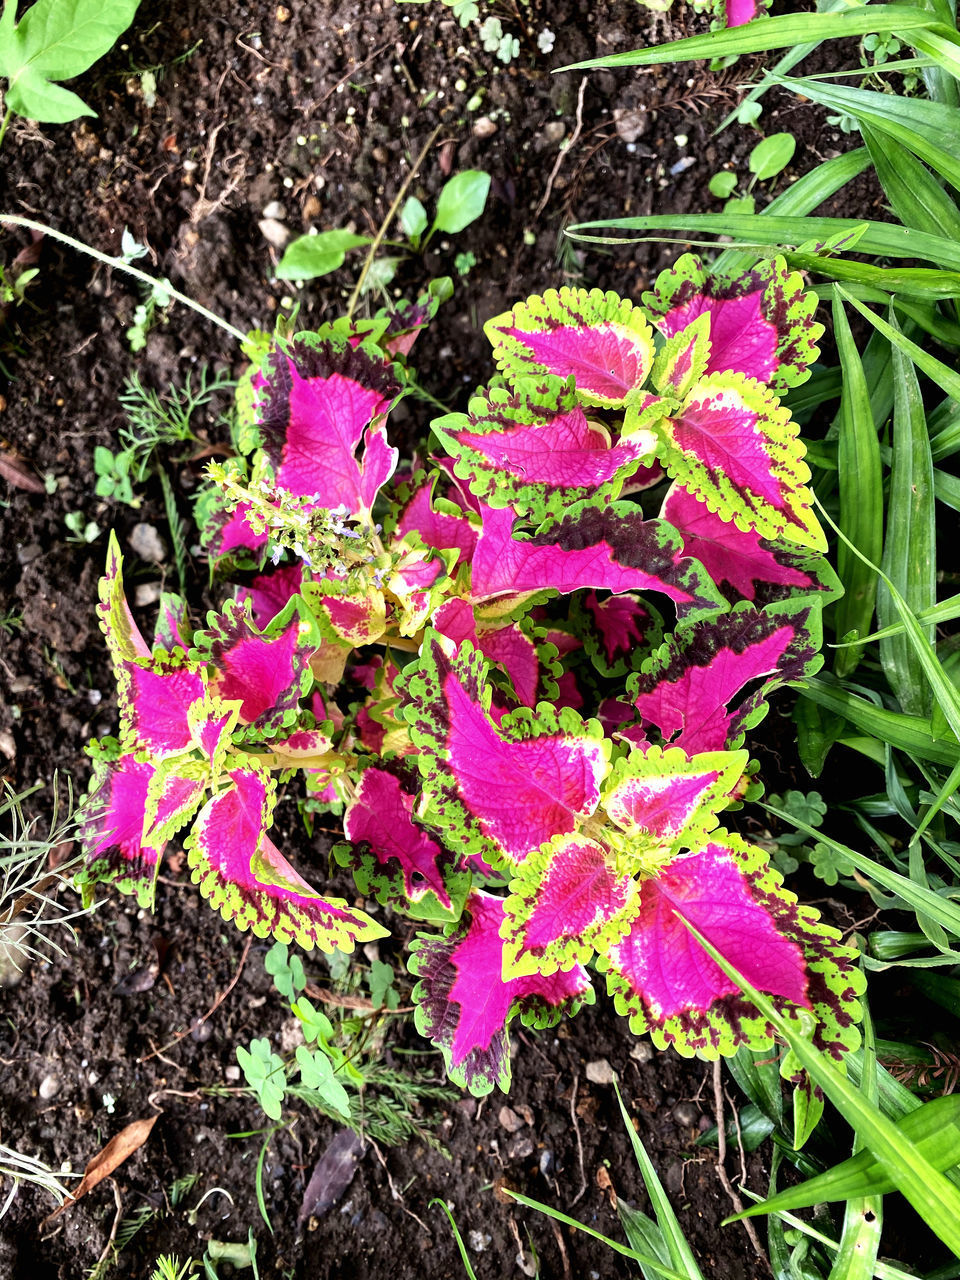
[787,255,960,299]
[677,925,960,1257]
[827,1004,882,1280]
[614,1080,705,1279]
[502,1189,690,1279]
[862,126,960,243]
[936,468,960,510]
[430,1200,478,1280]
[734,1097,960,1219]
[772,77,960,194]
[875,313,937,716]
[800,680,960,766]
[714,0,860,134]
[818,491,960,740]
[832,296,883,680]
[832,591,960,647]
[566,214,960,272]
[765,801,960,938]
[618,1202,674,1280]
[726,1046,785,1130]
[558,9,938,71]
[712,148,872,278]
[838,291,960,430]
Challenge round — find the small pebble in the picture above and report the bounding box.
[259,217,291,249]
[673,1101,699,1127]
[544,120,566,143]
[586,1058,615,1086]
[134,582,161,607]
[262,200,286,220]
[468,1230,491,1253]
[498,1105,524,1133]
[39,1073,61,1101]
[0,926,28,988]
[630,1042,654,1064]
[472,116,497,139]
[613,107,648,144]
[539,1148,554,1177]
[508,1135,534,1160]
[225,1064,241,1082]
[128,523,167,564]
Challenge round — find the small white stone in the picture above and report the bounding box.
[472,116,497,139]
[262,200,286,220]
[134,582,162,607]
[128,523,167,565]
[39,1073,61,1100]
[585,1058,615,1086]
[258,217,291,250]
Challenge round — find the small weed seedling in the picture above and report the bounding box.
[708,131,796,214]
[275,169,491,294]
[0,0,143,149]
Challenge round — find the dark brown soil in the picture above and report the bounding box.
[0,1,881,1277]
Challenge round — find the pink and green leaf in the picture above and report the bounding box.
[626,602,822,753]
[643,371,825,552]
[186,766,387,952]
[660,481,828,603]
[153,593,192,652]
[469,500,728,620]
[302,576,387,650]
[257,335,400,515]
[338,765,470,922]
[78,756,166,908]
[501,835,636,978]
[432,378,655,522]
[390,472,479,568]
[484,286,655,408]
[580,591,657,677]
[602,833,864,1058]
[601,744,748,855]
[400,634,609,870]
[238,564,305,629]
[120,656,206,757]
[409,890,594,1094]
[433,599,552,709]
[97,532,150,671]
[643,254,822,392]
[197,598,315,734]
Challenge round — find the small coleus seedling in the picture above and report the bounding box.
[80,256,863,1097]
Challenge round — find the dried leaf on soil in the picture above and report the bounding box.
[298,1128,366,1224]
[41,1114,158,1227]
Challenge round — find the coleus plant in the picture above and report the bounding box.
[79,252,863,1097]
[635,0,768,28]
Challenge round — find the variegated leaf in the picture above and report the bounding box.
[409,890,594,1094]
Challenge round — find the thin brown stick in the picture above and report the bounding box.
[534,77,588,219]
[372,1142,432,1234]
[346,124,443,319]
[91,1179,123,1275]
[316,41,396,108]
[550,1217,572,1280]
[568,1071,588,1207]
[726,1084,750,1190]
[137,935,252,1064]
[712,1060,770,1272]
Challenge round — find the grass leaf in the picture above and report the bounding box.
[832,296,882,679]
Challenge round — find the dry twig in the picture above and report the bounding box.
[137,934,252,1065]
[568,1070,588,1207]
[712,1060,770,1273]
[534,77,588,220]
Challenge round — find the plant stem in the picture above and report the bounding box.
[346,125,443,321]
[0,109,11,153]
[0,214,248,344]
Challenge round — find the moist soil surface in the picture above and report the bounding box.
[0,2,893,1277]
